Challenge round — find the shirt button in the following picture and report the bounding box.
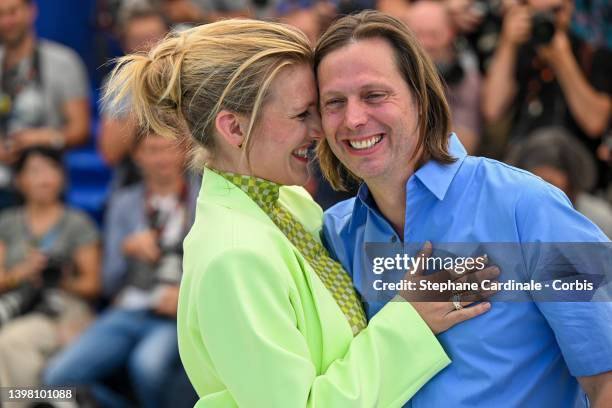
[390,236,397,243]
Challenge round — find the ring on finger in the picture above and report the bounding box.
[452,293,463,311]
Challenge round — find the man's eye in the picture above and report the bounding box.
[325,99,343,108]
[366,93,385,101]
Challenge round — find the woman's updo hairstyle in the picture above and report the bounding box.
[104,19,313,163]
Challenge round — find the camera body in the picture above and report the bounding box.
[41,256,64,288]
[531,10,556,46]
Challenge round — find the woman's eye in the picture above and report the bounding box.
[296,110,310,120]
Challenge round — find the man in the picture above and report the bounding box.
[315,10,612,407]
[482,0,611,187]
[44,130,198,408]
[98,5,168,188]
[404,0,482,153]
[0,0,90,207]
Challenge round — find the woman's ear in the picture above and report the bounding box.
[215,110,248,149]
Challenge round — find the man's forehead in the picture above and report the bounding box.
[0,0,29,11]
[317,38,400,92]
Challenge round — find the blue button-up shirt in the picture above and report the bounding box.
[323,134,612,407]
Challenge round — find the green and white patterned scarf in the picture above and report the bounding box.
[217,170,367,335]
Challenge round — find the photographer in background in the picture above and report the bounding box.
[98,4,169,190]
[0,0,90,209]
[482,0,612,190]
[0,147,100,395]
[405,0,482,153]
[507,127,612,238]
[44,129,197,408]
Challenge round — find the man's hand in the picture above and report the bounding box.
[153,285,180,317]
[11,128,62,151]
[0,141,18,165]
[500,4,531,47]
[122,229,161,263]
[537,30,572,67]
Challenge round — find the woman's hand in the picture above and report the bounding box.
[399,242,499,334]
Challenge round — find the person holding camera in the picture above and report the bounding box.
[0,147,100,396]
[44,130,198,408]
[404,0,482,154]
[482,0,612,188]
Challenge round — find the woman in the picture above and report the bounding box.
[0,146,100,391]
[104,19,494,407]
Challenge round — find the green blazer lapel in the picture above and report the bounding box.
[199,167,277,226]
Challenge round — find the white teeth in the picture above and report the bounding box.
[349,135,382,150]
[292,148,308,158]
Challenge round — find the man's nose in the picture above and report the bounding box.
[343,99,367,130]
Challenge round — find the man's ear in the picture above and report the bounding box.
[215,110,247,149]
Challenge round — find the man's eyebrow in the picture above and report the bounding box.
[320,83,391,99]
[319,90,343,100]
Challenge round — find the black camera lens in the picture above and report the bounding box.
[531,11,556,46]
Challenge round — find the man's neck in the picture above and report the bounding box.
[4,32,36,69]
[365,151,424,239]
[147,176,184,197]
[367,176,409,238]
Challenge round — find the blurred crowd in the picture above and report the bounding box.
[0,0,610,407]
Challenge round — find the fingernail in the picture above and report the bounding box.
[483,302,491,310]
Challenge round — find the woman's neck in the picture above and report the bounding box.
[24,201,64,234]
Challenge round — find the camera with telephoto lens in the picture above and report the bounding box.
[41,256,64,288]
[531,10,556,46]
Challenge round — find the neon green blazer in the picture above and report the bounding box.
[177,168,450,407]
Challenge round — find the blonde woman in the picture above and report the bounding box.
[102,19,494,407]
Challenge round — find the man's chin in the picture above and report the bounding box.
[2,31,28,47]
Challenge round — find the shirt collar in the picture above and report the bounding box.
[357,133,467,206]
[414,133,467,201]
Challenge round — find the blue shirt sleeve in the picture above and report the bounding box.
[516,180,612,377]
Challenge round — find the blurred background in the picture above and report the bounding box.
[0,0,610,407]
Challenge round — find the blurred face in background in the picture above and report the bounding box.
[0,0,35,47]
[133,134,186,186]
[529,165,571,196]
[123,15,168,53]
[16,153,64,205]
[404,1,455,63]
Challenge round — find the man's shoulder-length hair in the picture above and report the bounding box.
[314,10,456,191]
